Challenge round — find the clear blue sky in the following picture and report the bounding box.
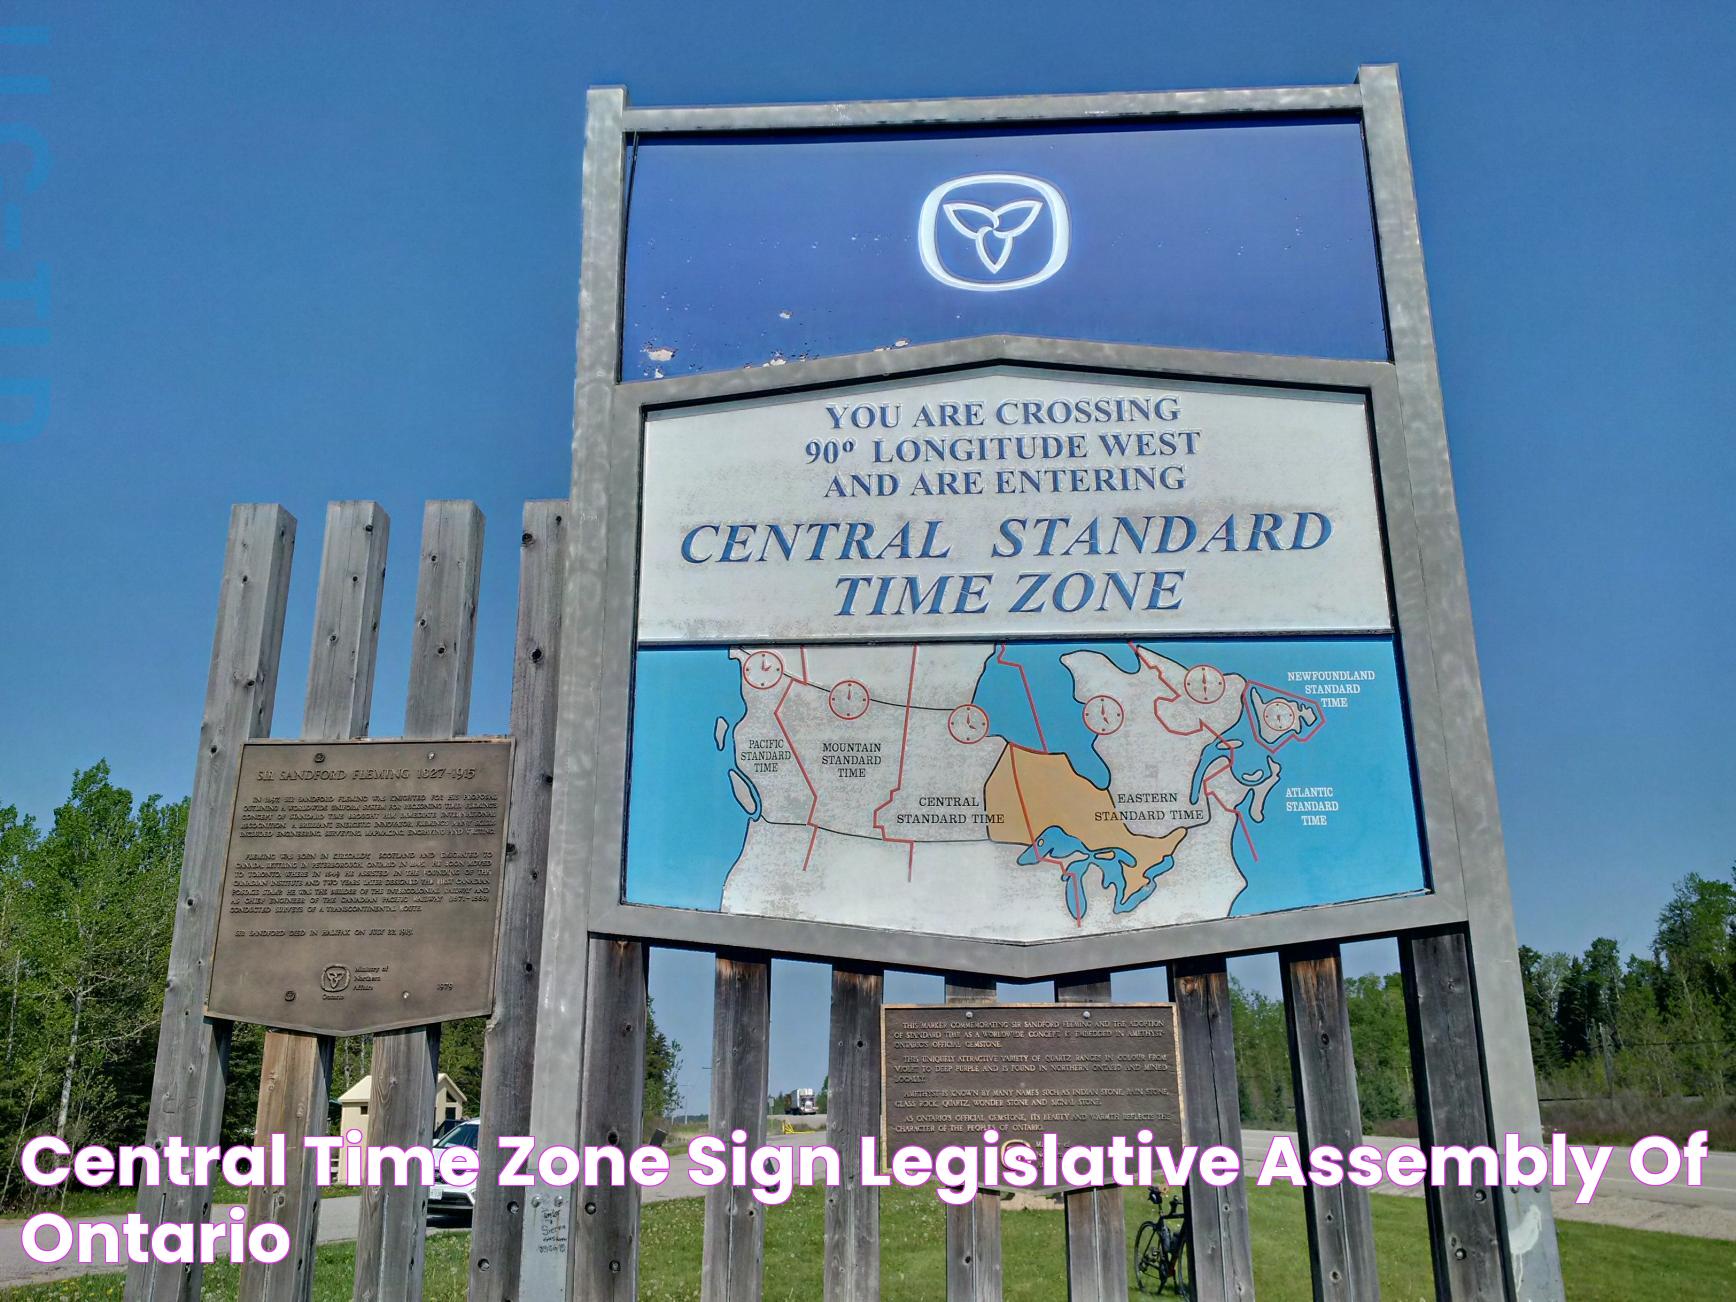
[2,4,1731,1108]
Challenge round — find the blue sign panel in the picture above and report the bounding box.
[621,119,1388,378]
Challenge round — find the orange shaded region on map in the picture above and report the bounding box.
[984,747,1187,891]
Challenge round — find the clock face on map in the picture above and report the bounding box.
[1262,698,1300,734]
[741,651,785,690]
[948,704,990,744]
[828,679,870,720]
[1184,663,1227,704]
[1082,694,1125,736]
[625,333,1428,967]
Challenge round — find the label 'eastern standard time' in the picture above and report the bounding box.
[625,368,1426,943]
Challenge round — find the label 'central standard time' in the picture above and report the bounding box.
[638,367,1392,643]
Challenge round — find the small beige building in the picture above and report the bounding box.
[335,1072,467,1145]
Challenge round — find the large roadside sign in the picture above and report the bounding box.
[574,98,1466,975]
[522,70,1563,1300]
[613,350,1443,972]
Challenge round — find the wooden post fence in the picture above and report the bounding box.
[130,499,583,1300]
[124,503,1539,1302]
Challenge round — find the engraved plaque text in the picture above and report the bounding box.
[881,1002,1185,1175]
[206,738,512,1035]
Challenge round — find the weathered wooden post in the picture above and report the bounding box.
[1283,944,1379,1301]
[1402,927,1506,1300]
[515,83,629,1302]
[470,500,569,1300]
[127,505,296,1302]
[1359,62,1564,1296]
[700,952,772,1302]
[943,976,1002,1302]
[352,501,485,1302]
[822,961,883,1302]
[1058,972,1127,1302]
[240,500,390,1302]
[571,940,650,1300]
[1172,955,1256,1302]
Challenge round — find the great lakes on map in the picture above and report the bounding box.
[625,639,1426,942]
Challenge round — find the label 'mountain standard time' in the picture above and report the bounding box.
[206,738,513,1035]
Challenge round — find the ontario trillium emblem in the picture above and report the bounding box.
[944,198,1046,274]
[918,172,1071,292]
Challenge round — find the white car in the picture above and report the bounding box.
[428,1119,480,1213]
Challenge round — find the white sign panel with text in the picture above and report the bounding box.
[637,368,1392,644]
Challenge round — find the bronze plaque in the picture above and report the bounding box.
[882,1002,1185,1164]
[206,738,513,1035]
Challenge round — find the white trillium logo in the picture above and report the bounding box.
[944,199,1045,274]
[918,173,1070,292]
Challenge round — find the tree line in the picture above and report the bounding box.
[1518,871,1733,1142]
[0,766,182,1208]
[1231,870,1736,1140]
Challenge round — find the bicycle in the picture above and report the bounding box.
[1132,1186,1192,1297]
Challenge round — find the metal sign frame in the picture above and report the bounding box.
[586,338,1461,978]
[524,66,1563,1301]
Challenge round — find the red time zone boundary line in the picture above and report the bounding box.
[758,640,1297,878]
[768,647,923,878]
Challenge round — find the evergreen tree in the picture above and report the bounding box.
[642,997,683,1130]
[1345,973,1412,1128]
[1519,945,1567,1076]
[1651,872,1735,1098]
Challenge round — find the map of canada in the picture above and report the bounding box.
[625,638,1426,942]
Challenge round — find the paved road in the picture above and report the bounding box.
[5,1130,1731,1287]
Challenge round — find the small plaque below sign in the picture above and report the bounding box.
[882,1002,1185,1171]
[206,738,513,1036]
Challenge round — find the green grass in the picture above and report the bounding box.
[4,1188,1731,1300]
[638,1186,1736,1302]
[0,1230,471,1301]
